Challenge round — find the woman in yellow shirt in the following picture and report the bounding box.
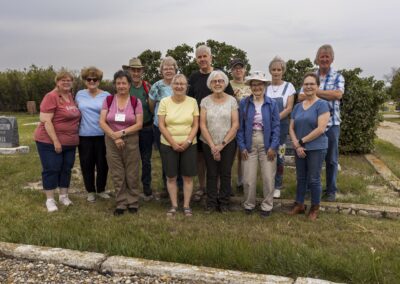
[158,74,199,216]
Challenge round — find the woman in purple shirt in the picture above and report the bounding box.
[289,72,330,220]
[100,70,143,216]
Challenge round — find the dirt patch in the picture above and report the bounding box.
[376,121,400,148]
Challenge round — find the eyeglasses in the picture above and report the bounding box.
[86,78,98,83]
[173,82,187,86]
[211,79,225,84]
[303,83,317,87]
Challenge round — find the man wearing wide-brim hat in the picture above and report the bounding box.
[122,57,154,201]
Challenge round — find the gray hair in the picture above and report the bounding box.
[314,44,335,65]
[195,45,212,57]
[206,70,229,90]
[171,74,188,85]
[268,56,286,74]
[160,56,178,72]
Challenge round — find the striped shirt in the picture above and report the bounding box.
[317,68,345,126]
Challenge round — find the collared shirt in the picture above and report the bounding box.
[317,68,345,126]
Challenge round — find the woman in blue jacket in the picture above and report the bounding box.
[237,71,280,217]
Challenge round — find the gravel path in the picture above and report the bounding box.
[0,256,191,284]
[376,121,400,149]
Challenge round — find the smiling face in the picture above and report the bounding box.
[172,76,188,96]
[56,76,73,93]
[317,50,333,72]
[269,62,283,82]
[210,74,226,94]
[196,51,212,73]
[303,75,318,97]
[162,64,176,81]
[115,76,131,95]
[84,76,100,91]
[250,80,266,98]
[127,67,144,85]
[231,65,245,81]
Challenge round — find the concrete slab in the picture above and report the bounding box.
[0,146,29,154]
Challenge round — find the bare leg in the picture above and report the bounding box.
[44,189,56,200]
[167,176,178,207]
[183,176,193,208]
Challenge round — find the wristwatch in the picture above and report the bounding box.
[122,130,126,137]
[298,138,305,147]
[186,139,192,145]
[222,140,227,146]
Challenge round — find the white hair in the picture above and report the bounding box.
[206,70,229,90]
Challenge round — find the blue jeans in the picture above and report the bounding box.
[295,149,327,205]
[139,126,154,196]
[325,125,340,196]
[36,141,76,190]
[274,121,289,189]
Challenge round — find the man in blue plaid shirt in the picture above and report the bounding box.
[299,44,345,202]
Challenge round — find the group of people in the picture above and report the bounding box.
[34,43,344,221]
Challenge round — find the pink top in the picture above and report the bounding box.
[34,90,81,146]
[252,102,263,130]
[102,95,143,132]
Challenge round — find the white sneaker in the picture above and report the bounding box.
[273,189,281,199]
[87,192,96,202]
[59,194,73,206]
[46,199,58,212]
[97,192,110,199]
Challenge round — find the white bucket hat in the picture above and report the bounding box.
[245,71,268,85]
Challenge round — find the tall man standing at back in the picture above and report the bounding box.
[299,44,345,202]
[188,45,234,200]
[123,58,154,200]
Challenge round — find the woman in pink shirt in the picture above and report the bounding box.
[100,70,143,216]
[34,70,81,212]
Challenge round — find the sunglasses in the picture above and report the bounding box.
[86,77,99,83]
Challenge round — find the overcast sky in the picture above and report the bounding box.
[0,0,399,81]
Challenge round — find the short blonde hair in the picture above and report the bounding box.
[268,56,286,74]
[81,66,103,81]
[206,70,229,90]
[55,69,74,83]
[171,74,188,85]
[160,56,178,72]
[314,44,335,65]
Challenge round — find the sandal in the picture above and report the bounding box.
[183,207,193,217]
[193,188,205,202]
[166,206,178,217]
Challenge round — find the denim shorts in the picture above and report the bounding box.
[36,141,77,190]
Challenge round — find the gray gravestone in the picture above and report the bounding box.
[0,116,19,147]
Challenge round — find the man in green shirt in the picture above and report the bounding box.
[123,58,154,200]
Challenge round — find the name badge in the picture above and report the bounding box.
[115,113,126,122]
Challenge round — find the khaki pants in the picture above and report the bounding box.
[105,134,140,209]
[243,131,276,211]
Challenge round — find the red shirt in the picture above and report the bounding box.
[34,90,81,146]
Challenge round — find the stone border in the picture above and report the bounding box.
[0,146,29,154]
[230,197,400,220]
[0,242,343,284]
[364,154,400,191]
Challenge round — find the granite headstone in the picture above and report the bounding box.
[0,116,19,147]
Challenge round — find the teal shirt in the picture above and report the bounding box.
[130,82,153,125]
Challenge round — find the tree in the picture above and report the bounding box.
[283,58,314,91]
[385,67,400,107]
[166,43,197,78]
[339,68,387,153]
[138,49,162,83]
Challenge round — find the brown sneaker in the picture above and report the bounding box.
[288,203,306,215]
[308,205,320,221]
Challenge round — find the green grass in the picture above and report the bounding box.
[374,139,400,178]
[385,117,400,124]
[1,113,400,283]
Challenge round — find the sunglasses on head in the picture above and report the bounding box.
[86,77,98,82]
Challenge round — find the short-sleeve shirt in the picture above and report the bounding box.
[253,102,263,130]
[230,80,251,102]
[266,81,296,108]
[200,95,238,145]
[148,80,173,127]
[291,99,330,151]
[158,96,199,146]
[101,96,143,132]
[75,89,109,136]
[130,82,152,125]
[34,90,81,146]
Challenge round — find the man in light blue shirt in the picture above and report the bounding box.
[299,44,345,201]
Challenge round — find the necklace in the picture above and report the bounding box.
[271,85,280,93]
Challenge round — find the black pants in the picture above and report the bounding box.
[139,125,154,196]
[203,140,236,208]
[78,136,108,193]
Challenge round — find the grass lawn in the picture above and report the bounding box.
[1,113,400,283]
